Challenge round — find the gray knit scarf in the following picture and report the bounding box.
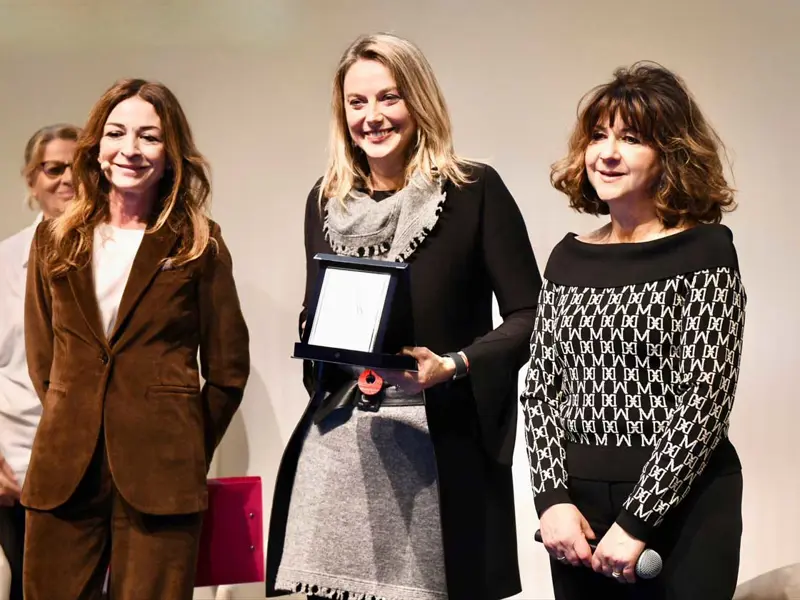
[323,170,447,263]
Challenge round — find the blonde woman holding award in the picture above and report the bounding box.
[268,33,542,600]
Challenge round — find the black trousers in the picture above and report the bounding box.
[0,502,26,600]
[550,470,742,600]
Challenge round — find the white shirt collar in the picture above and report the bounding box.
[21,212,44,269]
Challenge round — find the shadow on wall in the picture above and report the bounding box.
[215,365,287,479]
[211,366,289,600]
[215,385,254,477]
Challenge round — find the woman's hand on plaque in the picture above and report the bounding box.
[377,346,456,394]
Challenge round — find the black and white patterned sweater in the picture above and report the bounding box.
[521,224,746,540]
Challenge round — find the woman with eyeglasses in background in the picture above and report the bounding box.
[0,123,80,600]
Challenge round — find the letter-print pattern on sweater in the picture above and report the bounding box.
[521,267,746,531]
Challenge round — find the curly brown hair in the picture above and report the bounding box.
[551,61,735,226]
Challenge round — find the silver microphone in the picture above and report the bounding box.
[534,529,663,579]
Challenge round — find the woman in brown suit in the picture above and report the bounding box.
[22,79,250,599]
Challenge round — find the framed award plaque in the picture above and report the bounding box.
[292,253,418,371]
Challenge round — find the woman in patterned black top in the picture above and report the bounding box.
[522,62,745,599]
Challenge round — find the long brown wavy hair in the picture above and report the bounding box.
[551,61,736,227]
[45,78,212,277]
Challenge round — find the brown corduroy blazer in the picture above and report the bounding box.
[21,219,250,515]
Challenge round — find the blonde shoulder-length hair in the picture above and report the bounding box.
[21,123,81,209]
[320,32,472,203]
[45,78,212,278]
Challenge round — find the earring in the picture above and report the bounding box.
[430,164,441,184]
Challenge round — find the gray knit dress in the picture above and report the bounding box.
[274,384,446,600]
[275,178,449,600]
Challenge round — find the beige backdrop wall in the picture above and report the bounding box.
[1,1,797,598]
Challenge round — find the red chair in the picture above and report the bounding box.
[195,476,265,587]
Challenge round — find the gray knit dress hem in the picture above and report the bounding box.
[276,568,448,600]
[274,391,448,600]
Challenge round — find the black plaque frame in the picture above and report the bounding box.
[292,253,418,371]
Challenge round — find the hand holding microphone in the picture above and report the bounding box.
[536,503,596,569]
[534,527,662,581]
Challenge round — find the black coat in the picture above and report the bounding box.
[267,164,543,599]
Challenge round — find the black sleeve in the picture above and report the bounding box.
[300,179,325,396]
[462,165,543,462]
[520,281,572,515]
[301,180,324,328]
[617,267,746,541]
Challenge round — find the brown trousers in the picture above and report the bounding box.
[23,433,203,600]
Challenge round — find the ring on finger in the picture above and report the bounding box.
[611,571,622,578]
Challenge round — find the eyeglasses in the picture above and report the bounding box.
[40,161,73,178]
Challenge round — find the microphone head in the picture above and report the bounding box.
[635,548,663,579]
[100,160,111,172]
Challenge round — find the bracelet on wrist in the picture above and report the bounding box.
[445,352,469,380]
